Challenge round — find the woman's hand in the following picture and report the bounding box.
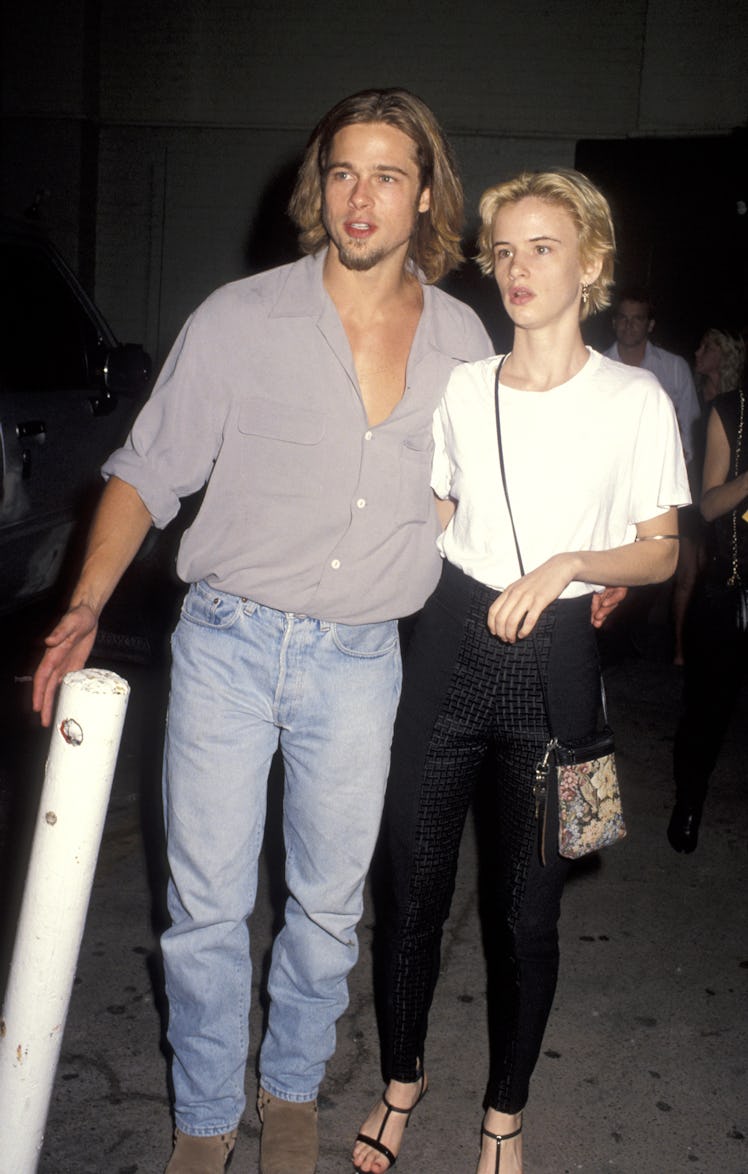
[486,554,576,642]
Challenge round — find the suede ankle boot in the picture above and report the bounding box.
[164,1127,237,1173]
[257,1087,319,1174]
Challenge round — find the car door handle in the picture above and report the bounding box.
[16,419,47,440]
[16,421,45,480]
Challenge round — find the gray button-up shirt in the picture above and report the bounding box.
[104,251,492,623]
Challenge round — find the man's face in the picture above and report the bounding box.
[612,299,653,349]
[322,121,430,272]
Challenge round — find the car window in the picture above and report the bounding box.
[1,239,103,391]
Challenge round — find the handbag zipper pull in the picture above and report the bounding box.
[533,778,547,819]
[533,738,555,817]
[533,738,556,866]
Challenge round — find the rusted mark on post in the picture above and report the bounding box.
[45,811,57,825]
[59,718,84,746]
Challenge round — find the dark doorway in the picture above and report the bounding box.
[576,131,747,358]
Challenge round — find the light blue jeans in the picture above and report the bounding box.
[161,581,402,1136]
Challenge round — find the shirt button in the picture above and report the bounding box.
[364,430,373,440]
[331,559,341,570]
[356,498,366,509]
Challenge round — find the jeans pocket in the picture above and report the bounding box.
[330,618,400,658]
[180,581,245,630]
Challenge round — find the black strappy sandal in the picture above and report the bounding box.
[480,1118,522,1174]
[353,1072,428,1171]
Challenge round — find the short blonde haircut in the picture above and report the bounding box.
[702,328,746,395]
[476,169,616,320]
[288,88,464,284]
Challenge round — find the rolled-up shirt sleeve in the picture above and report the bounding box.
[430,401,454,500]
[103,303,230,528]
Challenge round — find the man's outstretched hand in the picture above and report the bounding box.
[32,603,100,727]
[31,476,156,726]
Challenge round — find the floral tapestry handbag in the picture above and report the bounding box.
[534,689,626,861]
[493,358,627,862]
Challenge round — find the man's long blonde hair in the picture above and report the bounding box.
[289,88,465,284]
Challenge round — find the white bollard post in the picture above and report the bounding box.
[0,668,130,1173]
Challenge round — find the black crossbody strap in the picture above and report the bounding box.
[493,357,525,579]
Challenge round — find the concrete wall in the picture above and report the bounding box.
[2,0,747,361]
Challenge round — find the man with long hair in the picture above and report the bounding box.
[32,89,492,1173]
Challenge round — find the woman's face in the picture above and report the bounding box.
[490,196,600,332]
[694,334,722,379]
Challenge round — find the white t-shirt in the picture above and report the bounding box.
[432,348,691,598]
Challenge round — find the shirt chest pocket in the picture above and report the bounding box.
[237,399,327,497]
[397,435,434,525]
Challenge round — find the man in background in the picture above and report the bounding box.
[606,287,701,663]
[605,286,700,463]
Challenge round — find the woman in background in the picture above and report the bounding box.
[669,330,747,853]
[694,328,745,407]
[672,327,746,663]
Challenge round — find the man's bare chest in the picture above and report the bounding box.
[346,312,420,427]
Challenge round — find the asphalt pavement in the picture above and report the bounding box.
[0,603,746,1174]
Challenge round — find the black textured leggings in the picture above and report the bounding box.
[377,561,600,1112]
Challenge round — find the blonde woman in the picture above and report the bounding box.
[695,327,746,404]
[354,170,689,1174]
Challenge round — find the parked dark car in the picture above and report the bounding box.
[0,219,151,613]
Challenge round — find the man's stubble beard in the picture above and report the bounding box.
[323,201,421,273]
[336,242,388,272]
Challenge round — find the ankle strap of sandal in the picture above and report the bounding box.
[481,1123,523,1142]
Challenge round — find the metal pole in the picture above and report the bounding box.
[0,668,130,1173]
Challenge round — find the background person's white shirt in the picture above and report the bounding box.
[604,339,700,464]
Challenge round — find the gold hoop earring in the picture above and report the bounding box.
[581,283,590,305]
